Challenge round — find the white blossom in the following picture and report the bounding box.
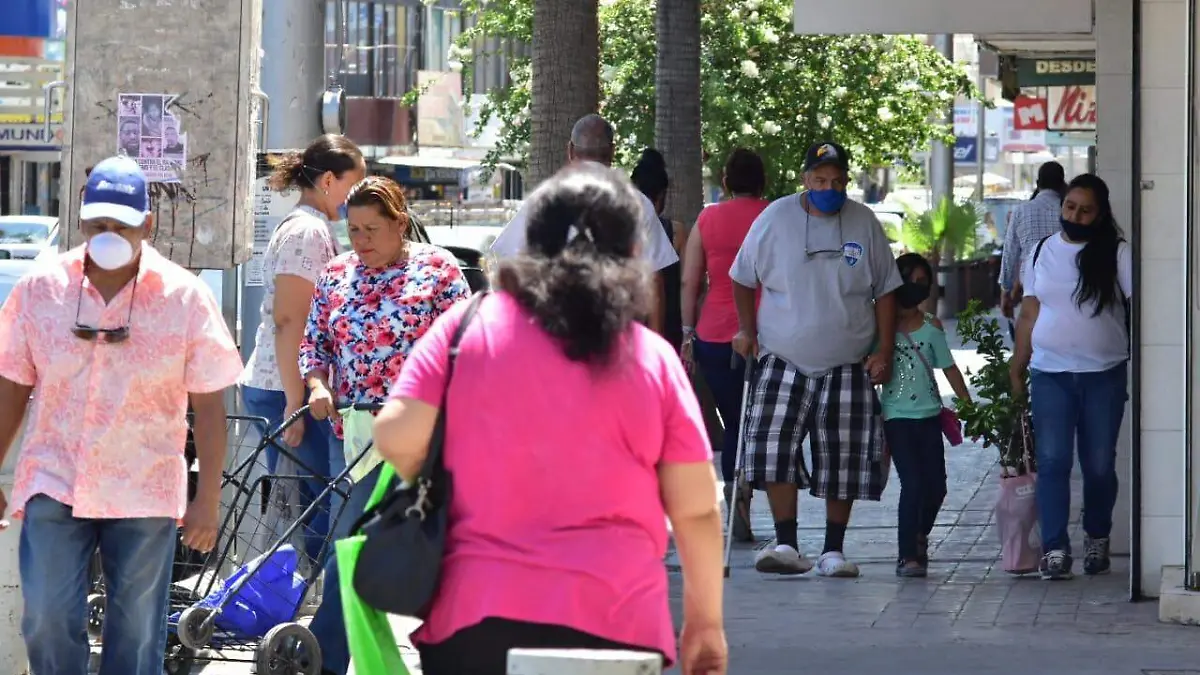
[760,27,780,44]
[781,60,797,71]
[817,114,832,128]
[740,60,760,78]
[741,123,756,136]
[744,0,761,9]
[877,107,894,121]
[761,120,782,135]
[786,169,797,181]
[833,86,848,98]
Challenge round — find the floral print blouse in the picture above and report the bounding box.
[299,243,470,437]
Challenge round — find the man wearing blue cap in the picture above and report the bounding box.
[730,141,902,579]
[0,156,244,674]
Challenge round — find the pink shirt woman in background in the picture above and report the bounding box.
[375,163,728,675]
[679,148,769,544]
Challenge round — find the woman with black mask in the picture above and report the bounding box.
[879,253,972,577]
[1009,173,1132,581]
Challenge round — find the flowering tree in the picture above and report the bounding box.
[453,0,973,199]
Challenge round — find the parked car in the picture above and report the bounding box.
[425,224,503,293]
[0,216,59,260]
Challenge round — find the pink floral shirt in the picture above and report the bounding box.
[0,244,244,520]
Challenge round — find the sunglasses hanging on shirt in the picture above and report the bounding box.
[72,268,138,344]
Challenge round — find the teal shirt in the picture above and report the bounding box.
[880,317,955,421]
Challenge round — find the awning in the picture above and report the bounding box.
[377,155,481,170]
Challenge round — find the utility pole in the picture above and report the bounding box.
[241,0,327,362]
[975,45,987,202]
[930,34,956,319]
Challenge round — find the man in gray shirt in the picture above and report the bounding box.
[730,141,902,578]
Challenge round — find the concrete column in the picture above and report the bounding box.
[1095,0,1136,564]
[241,0,326,360]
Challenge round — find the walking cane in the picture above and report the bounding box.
[722,357,755,579]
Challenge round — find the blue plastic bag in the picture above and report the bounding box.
[170,545,307,640]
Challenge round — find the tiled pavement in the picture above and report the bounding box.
[182,321,1199,673]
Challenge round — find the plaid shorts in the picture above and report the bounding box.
[742,354,888,501]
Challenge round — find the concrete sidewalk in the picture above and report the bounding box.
[180,327,1198,673]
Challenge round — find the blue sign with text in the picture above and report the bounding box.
[953,137,978,164]
[3,0,54,39]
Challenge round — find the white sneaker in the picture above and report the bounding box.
[816,551,860,578]
[754,543,813,575]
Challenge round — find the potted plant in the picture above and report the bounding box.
[953,299,1031,473]
[888,196,977,316]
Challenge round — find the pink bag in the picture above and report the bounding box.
[996,414,1040,575]
[901,331,964,447]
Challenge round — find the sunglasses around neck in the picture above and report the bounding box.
[73,270,138,344]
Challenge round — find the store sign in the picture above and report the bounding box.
[1016,58,1096,87]
[953,136,999,165]
[1013,95,1049,131]
[2,0,54,38]
[1047,85,1097,131]
[0,123,64,148]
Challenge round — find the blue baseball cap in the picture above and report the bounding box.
[79,156,150,227]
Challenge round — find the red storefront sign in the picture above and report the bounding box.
[1046,85,1097,131]
[1013,95,1048,131]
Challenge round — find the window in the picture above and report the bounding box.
[325,0,412,98]
[424,6,462,73]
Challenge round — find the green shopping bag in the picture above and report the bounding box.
[337,462,411,675]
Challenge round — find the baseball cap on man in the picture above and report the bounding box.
[79,156,150,227]
[803,141,851,172]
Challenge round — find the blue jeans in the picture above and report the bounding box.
[1030,365,1128,554]
[241,385,336,564]
[883,416,946,561]
[309,452,384,675]
[20,495,176,675]
[693,339,747,482]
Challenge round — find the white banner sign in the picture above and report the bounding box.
[1046,85,1097,132]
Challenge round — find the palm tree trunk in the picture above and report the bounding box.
[529,0,599,188]
[654,0,703,230]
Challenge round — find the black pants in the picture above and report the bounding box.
[418,618,656,675]
[884,416,947,561]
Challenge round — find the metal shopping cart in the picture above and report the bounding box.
[86,404,385,674]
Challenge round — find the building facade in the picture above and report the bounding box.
[791,0,1200,617]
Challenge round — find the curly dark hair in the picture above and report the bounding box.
[496,163,652,364]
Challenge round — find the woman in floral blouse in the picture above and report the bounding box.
[299,175,470,675]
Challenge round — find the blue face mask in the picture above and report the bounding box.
[808,188,847,213]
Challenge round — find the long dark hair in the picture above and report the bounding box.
[631,148,669,204]
[496,163,652,363]
[267,134,363,192]
[1066,173,1123,315]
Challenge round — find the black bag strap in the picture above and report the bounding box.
[415,290,489,485]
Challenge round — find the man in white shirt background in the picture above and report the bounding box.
[490,114,680,333]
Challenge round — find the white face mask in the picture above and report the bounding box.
[87,231,136,270]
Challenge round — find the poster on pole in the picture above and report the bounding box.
[116,93,188,183]
[246,176,300,287]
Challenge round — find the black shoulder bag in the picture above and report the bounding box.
[350,290,488,616]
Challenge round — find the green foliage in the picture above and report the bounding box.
[953,300,1027,467]
[893,196,978,261]
[447,0,974,195]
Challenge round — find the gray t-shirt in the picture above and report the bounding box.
[729,194,902,376]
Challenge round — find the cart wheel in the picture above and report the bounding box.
[176,606,215,650]
[255,622,322,675]
[86,594,105,640]
[164,633,195,675]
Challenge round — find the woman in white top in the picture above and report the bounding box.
[237,134,365,563]
[1010,173,1132,582]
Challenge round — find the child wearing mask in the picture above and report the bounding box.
[880,253,972,577]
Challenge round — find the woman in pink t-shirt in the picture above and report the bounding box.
[680,148,769,543]
[374,163,727,675]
